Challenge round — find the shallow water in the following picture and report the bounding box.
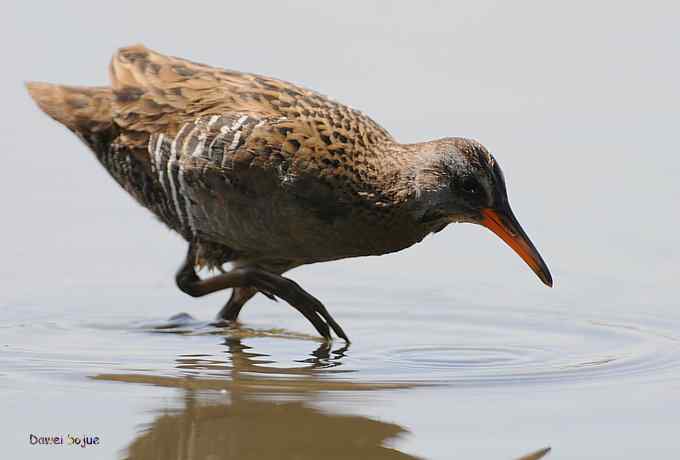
[3,277,680,459]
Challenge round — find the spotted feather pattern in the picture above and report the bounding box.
[107,44,411,193]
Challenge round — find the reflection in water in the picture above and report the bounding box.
[95,337,549,460]
[95,335,550,460]
[96,338,418,460]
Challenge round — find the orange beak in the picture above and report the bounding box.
[481,207,553,287]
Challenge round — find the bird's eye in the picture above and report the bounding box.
[461,177,479,195]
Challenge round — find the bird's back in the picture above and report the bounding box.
[107,45,394,145]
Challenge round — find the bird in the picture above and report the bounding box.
[27,44,552,342]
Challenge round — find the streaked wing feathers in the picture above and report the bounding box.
[109,44,394,153]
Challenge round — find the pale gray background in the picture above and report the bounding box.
[1,1,679,459]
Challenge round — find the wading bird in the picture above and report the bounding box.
[27,45,552,342]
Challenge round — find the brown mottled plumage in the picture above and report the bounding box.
[27,45,552,341]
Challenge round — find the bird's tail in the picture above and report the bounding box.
[26,81,114,135]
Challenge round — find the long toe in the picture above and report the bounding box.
[308,313,332,340]
[329,320,350,343]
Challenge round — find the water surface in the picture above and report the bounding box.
[3,279,680,459]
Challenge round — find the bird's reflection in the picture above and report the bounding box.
[95,336,417,460]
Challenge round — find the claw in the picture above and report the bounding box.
[260,291,277,302]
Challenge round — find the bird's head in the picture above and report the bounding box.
[410,137,552,287]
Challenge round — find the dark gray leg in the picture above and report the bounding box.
[217,287,258,321]
[175,246,349,341]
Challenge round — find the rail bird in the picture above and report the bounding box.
[27,45,552,342]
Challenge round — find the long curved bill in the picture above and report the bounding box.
[481,206,553,287]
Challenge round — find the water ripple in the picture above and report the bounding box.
[3,302,680,391]
[349,310,680,388]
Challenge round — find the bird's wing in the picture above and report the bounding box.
[110,45,400,245]
[110,44,399,202]
[109,44,393,148]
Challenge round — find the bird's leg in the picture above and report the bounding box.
[217,287,258,322]
[175,246,348,341]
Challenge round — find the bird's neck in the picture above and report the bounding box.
[371,140,440,204]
